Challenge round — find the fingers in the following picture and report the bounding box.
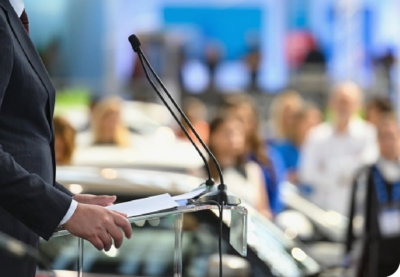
[111,210,127,218]
[65,203,130,252]
[92,195,117,206]
[90,235,105,251]
[97,230,113,251]
[107,223,124,249]
[112,213,132,239]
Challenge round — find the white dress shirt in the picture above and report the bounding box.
[9,0,24,16]
[299,118,379,215]
[377,158,400,183]
[9,0,78,226]
[222,161,266,208]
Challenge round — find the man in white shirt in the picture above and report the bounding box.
[299,82,378,215]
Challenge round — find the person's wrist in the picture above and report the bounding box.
[63,202,82,228]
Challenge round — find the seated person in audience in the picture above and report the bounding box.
[268,90,304,141]
[91,97,130,147]
[274,103,322,183]
[346,113,400,277]
[177,97,210,145]
[365,97,392,127]
[54,116,76,165]
[299,82,378,215]
[208,113,272,219]
[222,94,286,215]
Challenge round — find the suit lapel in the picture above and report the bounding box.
[0,1,55,118]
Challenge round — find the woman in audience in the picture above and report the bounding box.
[54,116,76,165]
[91,97,130,147]
[222,94,286,215]
[177,97,210,145]
[268,90,304,141]
[274,103,322,183]
[208,113,272,219]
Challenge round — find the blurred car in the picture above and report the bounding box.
[278,182,348,269]
[36,165,326,277]
[57,100,204,172]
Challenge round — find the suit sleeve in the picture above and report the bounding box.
[345,174,358,254]
[55,181,74,197]
[0,8,72,241]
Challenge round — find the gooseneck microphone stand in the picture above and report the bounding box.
[128,34,240,206]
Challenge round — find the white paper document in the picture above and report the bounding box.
[107,193,178,217]
[172,187,207,201]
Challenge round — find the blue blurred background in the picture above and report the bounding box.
[25,0,400,102]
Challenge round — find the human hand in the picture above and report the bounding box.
[73,194,116,207]
[63,203,132,251]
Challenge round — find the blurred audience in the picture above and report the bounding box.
[299,82,379,215]
[274,103,322,183]
[244,41,261,92]
[346,113,400,277]
[177,97,210,145]
[302,43,327,71]
[205,43,223,91]
[91,97,130,147]
[373,48,397,96]
[268,90,304,141]
[222,94,286,215]
[208,113,272,219]
[54,116,76,165]
[365,97,392,127]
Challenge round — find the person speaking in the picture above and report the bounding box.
[0,0,132,276]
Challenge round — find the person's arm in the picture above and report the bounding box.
[359,125,379,165]
[0,150,73,240]
[345,175,357,255]
[257,175,273,220]
[0,9,72,240]
[55,181,74,197]
[298,134,329,189]
[0,10,132,250]
[249,162,272,219]
[344,168,369,268]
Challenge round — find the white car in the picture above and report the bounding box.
[56,100,204,172]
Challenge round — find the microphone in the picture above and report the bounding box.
[128,35,214,189]
[128,34,240,206]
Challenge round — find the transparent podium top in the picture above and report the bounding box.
[53,204,248,257]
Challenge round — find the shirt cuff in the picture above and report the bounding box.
[59,199,78,226]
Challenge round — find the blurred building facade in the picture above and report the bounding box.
[25,0,400,113]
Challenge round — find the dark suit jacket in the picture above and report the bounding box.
[0,1,74,276]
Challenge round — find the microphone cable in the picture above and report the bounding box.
[192,199,224,277]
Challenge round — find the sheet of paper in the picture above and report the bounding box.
[107,193,178,217]
[172,187,207,201]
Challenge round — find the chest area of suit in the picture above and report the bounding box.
[3,30,55,118]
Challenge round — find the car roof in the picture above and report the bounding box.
[56,165,204,197]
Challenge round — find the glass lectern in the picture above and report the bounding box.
[52,204,248,277]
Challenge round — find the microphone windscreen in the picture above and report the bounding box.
[128,34,141,52]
